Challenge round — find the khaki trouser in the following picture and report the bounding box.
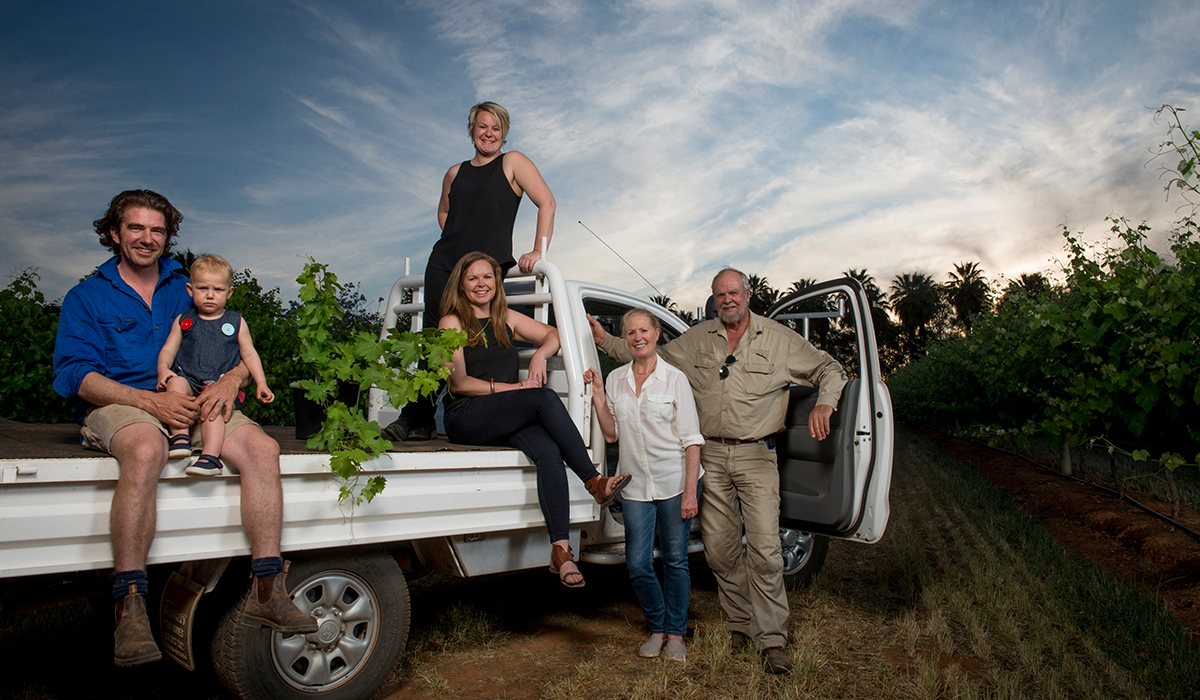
[81,404,257,456]
[699,440,789,649]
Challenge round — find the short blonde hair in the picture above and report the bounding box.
[622,308,661,335]
[189,254,234,285]
[468,102,511,145]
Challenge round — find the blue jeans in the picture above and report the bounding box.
[444,387,600,543]
[623,485,697,637]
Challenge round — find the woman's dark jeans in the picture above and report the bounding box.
[444,387,600,542]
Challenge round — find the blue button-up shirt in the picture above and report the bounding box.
[53,256,192,406]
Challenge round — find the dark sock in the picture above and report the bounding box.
[113,569,148,599]
[251,556,284,579]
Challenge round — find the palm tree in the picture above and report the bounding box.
[787,278,817,295]
[1016,272,1049,297]
[650,294,676,311]
[998,272,1051,309]
[890,272,942,342]
[170,248,202,276]
[746,274,779,315]
[844,269,888,311]
[945,261,992,330]
[772,277,827,338]
[649,293,697,327]
[673,308,697,326]
[845,268,896,348]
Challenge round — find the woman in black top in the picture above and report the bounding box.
[439,252,628,588]
[385,102,556,441]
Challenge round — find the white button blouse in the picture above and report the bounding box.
[603,358,704,502]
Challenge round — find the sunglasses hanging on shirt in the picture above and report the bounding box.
[718,355,737,380]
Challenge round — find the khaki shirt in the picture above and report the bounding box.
[599,313,847,441]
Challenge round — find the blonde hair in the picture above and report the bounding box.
[440,252,512,349]
[622,308,661,335]
[468,102,511,145]
[189,254,234,285]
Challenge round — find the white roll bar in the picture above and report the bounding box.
[371,250,590,438]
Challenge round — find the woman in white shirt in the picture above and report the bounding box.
[584,309,703,662]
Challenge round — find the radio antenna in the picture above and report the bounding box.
[577,221,664,297]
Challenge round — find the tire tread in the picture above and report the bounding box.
[209,551,408,700]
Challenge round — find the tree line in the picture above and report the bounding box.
[652,262,1047,378]
[887,218,1199,489]
[0,247,1054,424]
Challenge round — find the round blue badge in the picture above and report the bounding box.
[222,323,236,336]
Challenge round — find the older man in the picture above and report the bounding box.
[53,190,316,667]
[590,267,846,674]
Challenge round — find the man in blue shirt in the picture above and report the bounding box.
[53,190,316,667]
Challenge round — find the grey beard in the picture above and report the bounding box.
[718,306,746,324]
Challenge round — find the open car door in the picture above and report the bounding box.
[766,278,893,546]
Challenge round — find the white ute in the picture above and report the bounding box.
[0,258,893,700]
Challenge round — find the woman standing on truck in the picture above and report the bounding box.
[584,309,703,662]
[439,251,628,588]
[383,101,556,442]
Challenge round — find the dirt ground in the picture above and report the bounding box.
[375,431,1200,698]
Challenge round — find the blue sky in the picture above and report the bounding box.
[3,0,1198,314]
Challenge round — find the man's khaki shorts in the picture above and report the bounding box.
[80,404,257,456]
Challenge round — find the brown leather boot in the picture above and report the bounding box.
[114,583,162,667]
[584,472,631,506]
[762,646,794,674]
[241,561,319,634]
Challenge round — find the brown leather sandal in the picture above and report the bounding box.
[549,545,585,588]
[584,472,631,506]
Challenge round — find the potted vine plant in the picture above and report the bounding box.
[292,258,464,509]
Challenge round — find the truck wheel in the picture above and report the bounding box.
[211,551,408,700]
[779,528,829,590]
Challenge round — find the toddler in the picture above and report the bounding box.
[157,255,274,476]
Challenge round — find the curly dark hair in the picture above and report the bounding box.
[92,189,183,256]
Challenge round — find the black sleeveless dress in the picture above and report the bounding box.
[400,154,523,432]
[428,153,522,275]
[441,318,518,415]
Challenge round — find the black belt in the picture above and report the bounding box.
[704,436,761,445]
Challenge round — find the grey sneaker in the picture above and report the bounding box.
[639,633,665,658]
[664,638,687,661]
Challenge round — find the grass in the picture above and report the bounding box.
[880,431,1198,699]
[385,426,1200,699]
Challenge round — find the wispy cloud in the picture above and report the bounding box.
[289,0,425,91]
[2,0,1196,313]
[408,0,1192,309]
